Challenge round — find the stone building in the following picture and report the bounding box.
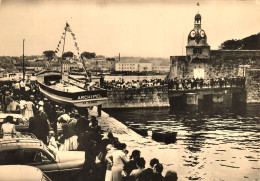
[186,13,210,61]
[115,59,153,72]
[169,12,260,80]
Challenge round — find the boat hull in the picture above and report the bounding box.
[39,84,107,107]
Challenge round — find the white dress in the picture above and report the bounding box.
[19,100,27,117]
[24,101,34,120]
[110,150,128,181]
[105,148,115,181]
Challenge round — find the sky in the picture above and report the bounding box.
[0,0,259,58]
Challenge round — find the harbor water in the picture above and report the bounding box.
[105,103,260,180]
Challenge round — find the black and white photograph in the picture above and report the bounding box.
[0,0,259,180]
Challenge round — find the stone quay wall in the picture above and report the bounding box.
[169,50,260,79]
[103,85,169,108]
[246,69,260,103]
[169,50,260,103]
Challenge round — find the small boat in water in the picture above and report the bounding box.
[127,123,148,136]
[37,71,107,107]
[152,130,177,144]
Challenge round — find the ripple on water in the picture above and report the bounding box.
[105,104,260,181]
[220,164,240,168]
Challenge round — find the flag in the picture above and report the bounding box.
[65,22,72,32]
[197,2,200,6]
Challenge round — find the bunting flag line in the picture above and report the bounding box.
[65,22,72,32]
[55,22,86,72]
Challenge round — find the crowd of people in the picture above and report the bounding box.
[167,76,246,90]
[99,76,246,91]
[101,79,167,90]
[0,79,178,181]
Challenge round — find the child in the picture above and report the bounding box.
[48,131,58,152]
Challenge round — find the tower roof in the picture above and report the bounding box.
[195,13,201,19]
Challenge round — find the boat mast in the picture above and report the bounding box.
[61,22,67,73]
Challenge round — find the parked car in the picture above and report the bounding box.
[0,113,29,132]
[0,137,85,181]
[0,165,52,181]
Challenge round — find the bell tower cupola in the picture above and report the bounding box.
[186,11,210,61]
[194,13,202,29]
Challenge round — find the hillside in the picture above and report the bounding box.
[219,32,260,50]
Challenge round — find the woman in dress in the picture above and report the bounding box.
[24,96,34,120]
[108,143,129,181]
[105,144,115,181]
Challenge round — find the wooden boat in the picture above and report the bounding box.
[37,22,108,107]
[152,130,177,144]
[37,71,107,107]
[130,127,148,136]
[129,123,148,136]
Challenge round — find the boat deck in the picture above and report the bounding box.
[48,83,85,93]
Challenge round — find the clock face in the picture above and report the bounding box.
[190,30,196,38]
[200,30,205,38]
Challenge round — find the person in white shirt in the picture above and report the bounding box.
[1,116,16,139]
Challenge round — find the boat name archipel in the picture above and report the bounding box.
[77,94,101,100]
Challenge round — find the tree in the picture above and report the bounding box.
[62,51,74,58]
[81,52,96,59]
[106,58,115,61]
[219,33,260,50]
[43,50,56,61]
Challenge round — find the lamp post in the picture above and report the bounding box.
[23,39,25,81]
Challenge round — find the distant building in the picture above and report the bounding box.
[153,61,170,73]
[115,58,152,72]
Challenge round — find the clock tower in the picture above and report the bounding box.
[186,13,210,61]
